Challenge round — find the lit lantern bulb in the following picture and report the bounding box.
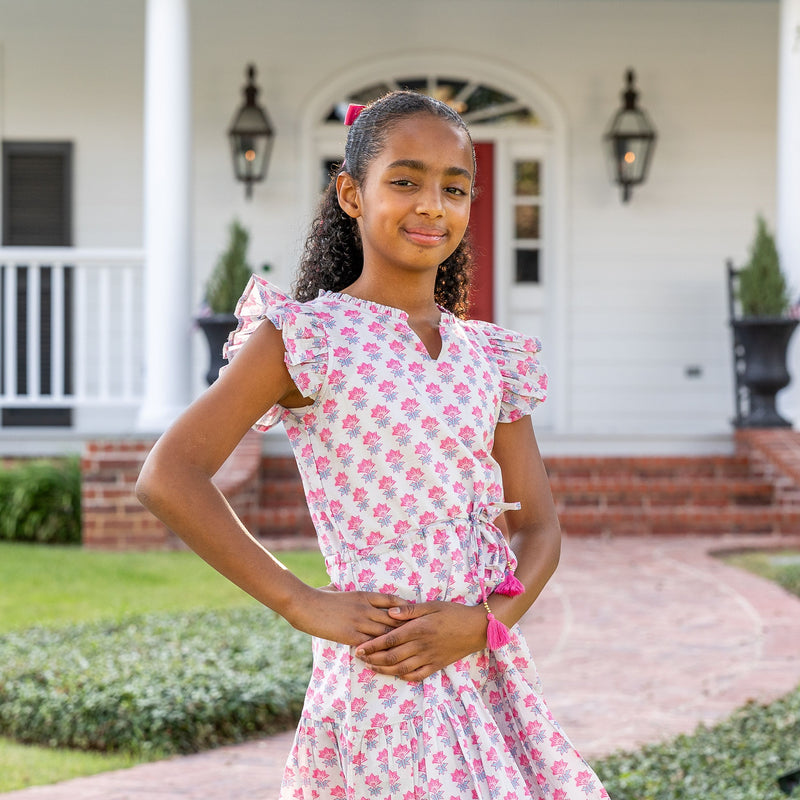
[245,149,256,162]
[624,151,636,164]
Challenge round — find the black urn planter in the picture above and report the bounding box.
[196,314,237,385]
[731,317,798,427]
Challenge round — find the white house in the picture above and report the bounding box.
[1,0,798,460]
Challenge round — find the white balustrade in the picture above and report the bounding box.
[0,248,145,408]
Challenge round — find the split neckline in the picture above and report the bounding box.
[320,290,452,362]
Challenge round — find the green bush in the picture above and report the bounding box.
[737,215,791,317]
[594,685,800,800]
[0,607,311,755]
[0,458,81,544]
[204,219,253,314]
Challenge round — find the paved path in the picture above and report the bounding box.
[5,534,800,799]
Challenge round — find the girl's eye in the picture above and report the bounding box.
[445,187,468,196]
[391,179,414,187]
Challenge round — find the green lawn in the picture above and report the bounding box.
[0,542,328,793]
[720,548,800,599]
[0,543,329,633]
[0,737,141,791]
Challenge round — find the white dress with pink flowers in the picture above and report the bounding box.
[226,276,607,800]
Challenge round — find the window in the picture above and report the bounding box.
[323,77,540,127]
[1,141,74,426]
[512,159,542,284]
[2,142,73,246]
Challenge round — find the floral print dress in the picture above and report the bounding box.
[225,277,608,800]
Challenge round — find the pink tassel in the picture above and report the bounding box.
[494,571,525,597]
[486,613,512,649]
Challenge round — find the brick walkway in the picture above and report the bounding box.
[4,534,800,799]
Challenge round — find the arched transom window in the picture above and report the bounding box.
[322,76,541,127]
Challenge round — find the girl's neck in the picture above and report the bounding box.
[342,274,440,321]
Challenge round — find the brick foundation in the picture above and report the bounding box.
[80,429,800,550]
[81,431,264,551]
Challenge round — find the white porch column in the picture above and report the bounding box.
[137,0,192,432]
[777,0,800,425]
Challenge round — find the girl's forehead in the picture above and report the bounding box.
[378,114,473,168]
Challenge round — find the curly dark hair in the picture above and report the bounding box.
[293,90,475,319]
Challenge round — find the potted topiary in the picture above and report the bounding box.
[729,215,798,427]
[196,219,254,384]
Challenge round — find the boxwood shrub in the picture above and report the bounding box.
[0,607,312,755]
[0,457,81,544]
[594,685,800,800]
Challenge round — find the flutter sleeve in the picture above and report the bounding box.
[223,275,329,431]
[478,322,548,423]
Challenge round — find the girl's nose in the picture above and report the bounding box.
[415,187,444,217]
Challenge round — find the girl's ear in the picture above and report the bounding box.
[336,172,362,219]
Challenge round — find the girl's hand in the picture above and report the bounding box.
[288,586,409,649]
[353,600,487,682]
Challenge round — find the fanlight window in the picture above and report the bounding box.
[323,77,539,126]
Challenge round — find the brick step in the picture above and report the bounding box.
[559,506,800,537]
[251,506,316,540]
[544,455,753,481]
[260,477,308,506]
[260,456,304,480]
[550,476,775,508]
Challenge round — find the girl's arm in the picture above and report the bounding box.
[354,414,561,680]
[135,321,404,645]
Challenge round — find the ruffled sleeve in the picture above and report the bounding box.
[476,321,547,423]
[223,275,329,431]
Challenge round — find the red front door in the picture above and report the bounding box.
[469,142,494,322]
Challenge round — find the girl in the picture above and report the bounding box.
[137,91,608,800]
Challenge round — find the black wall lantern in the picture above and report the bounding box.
[228,64,275,199]
[604,69,657,202]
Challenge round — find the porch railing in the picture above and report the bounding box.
[0,248,145,411]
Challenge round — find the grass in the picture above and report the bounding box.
[0,737,141,790]
[0,543,328,793]
[0,543,329,633]
[720,548,800,599]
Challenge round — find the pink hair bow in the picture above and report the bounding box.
[344,104,366,126]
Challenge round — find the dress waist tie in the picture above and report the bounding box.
[468,500,525,651]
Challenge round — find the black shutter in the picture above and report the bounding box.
[2,142,72,246]
[1,142,74,426]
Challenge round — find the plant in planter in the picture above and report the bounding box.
[197,219,254,385]
[729,215,798,427]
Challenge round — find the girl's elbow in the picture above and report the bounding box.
[134,466,158,511]
[135,454,170,512]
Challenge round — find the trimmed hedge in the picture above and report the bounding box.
[594,685,800,800]
[0,458,81,544]
[0,607,312,755]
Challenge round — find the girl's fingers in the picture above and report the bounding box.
[366,592,408,610]
[355,625,409,657]
[358,639,418,667]
[360,646,429,679]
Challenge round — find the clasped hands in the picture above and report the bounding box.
[290,585,489,683]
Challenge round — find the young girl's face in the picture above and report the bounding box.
[344,113,474,279]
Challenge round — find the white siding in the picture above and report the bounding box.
[0,0,782,446]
